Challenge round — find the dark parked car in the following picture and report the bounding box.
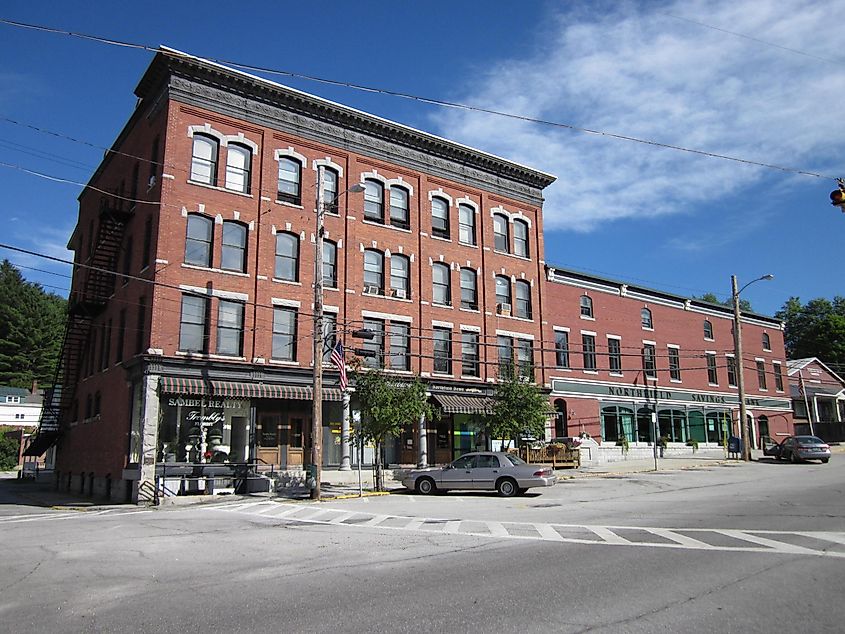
[763,435,831,463]
[402,451,556,497]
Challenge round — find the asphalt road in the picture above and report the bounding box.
[1,458,843,633]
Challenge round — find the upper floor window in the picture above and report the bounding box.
[495,275,512,313]
[727,355,737,387]
[513,219,529,257]
[555,331,570,368]
[668,347,681,381]
[363,249,384,294]
[459,268,477,310]
[389,187,410,230]
[191,134,218,185]
[762,332,771,351]
[461,331,480,377]
[364,179,384,223]
[185,214,213,267]
[217,300,244,357]
[323,240,338,288]
[580,295,593,318]
[582,334,597,371]
[514,280,532,319]
[493,213,509,252]
[323,168,339,214]
[272,307,298,361]
[277,158,302,205]
[179,294,208,353]
[774,362,784,391]
[221,221,247,272]
[756,360,768,390]
[5,395,20,404]
[432,262,451,306]
[361,318,385,369]
[432,197,450,239]
[433,327,453,374]
[274,232,299,282]
[641,308,653,329]
[390,254,410,299]
[642,343,657,378]
[703,320,713,340]
[458,203,476,245]
[225,144,252,193]
[389,323,411,371]
[706,353,718,385]
[608,337,622,374]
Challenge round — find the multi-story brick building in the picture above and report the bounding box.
[540,267,793,453]
[26,48,555,501]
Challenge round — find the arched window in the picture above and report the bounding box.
[580,294,593,318]
[460,268,477,310]
[703,319,713,340]
[225,143,252,193]
[513,219,529,257]
[495,275,511,312]
[432,262,451,305]
[390,254,410,299]
[762,332,771,351]
[432,197,450,239]
[363,249,384,293]
[364,179,384,222]
[185,214,213,267]
[514,280,532,319]
[458,204,476,245]
[554,399,568,439]
[190,134,219,185]
[323,168,339,214]
[274,232,299,281]
[277,157,302,205]
[221,221,247,272]
[323,240,337,288]
[641,307,653,329]
[493,213,509,252]
[389,186,410,229]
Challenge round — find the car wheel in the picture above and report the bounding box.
[821,458,829,464]
[415,477,436,495]
[497,478,518,497]
[790,451,799,464]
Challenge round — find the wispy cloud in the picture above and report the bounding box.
[433,0,844,233]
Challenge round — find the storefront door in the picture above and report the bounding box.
[257,413,281,466]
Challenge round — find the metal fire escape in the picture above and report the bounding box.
[25,198,132,456]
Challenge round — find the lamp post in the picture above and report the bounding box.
[311,170,364,500]
[732,273,774,462]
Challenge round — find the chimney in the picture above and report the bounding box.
[31,379,38,395]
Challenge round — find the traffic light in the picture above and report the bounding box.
[831,178,845,212]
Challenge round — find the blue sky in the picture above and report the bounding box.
[0,0,842,316]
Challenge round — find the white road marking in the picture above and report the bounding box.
[648,528,716,550]
[588,526,631,545]
[534,523,565,541]
[444,521,462,534]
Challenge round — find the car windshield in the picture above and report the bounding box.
[795,436,824,444]
[505,454,526,466]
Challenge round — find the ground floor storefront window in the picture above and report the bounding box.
[601,401,732,445]
[158,396,251,463]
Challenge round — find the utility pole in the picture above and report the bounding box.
[732,275,750,462]
[311,166,326,500]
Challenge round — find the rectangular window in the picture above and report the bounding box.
[221,222,247,272]
[497,335,513,374]
[322,313,337,364]
[668,347,681,381]
[433,327,452,374]
[272,307,297,361]
[726,356,737,387]
[774,362,784,391]
[461,331,480,377]
[608,337,622,374]
[642,343,656,379]
[217,300,244,356]
[389,188,410,230]
[389,322,410,371]
[361,318,384,369]
[582,334,596,371]
[116,309,126,363]
[178,295,206,353]
[516,339,533,376]
[756,360,767,390]
[555,330,570,368]
[706,353,718,385]
[458,204,476,245]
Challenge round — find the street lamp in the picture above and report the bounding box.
[732,273,774,462]
[312,170,364,500]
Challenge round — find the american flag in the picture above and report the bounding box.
[330,340,347,391]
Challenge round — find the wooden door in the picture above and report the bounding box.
[257,414,280,466]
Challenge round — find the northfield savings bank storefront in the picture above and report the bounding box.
[550,379,792,447]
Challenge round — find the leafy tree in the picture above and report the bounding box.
[693,292,752,313]
[486,365,549,450]
[0,431,21,471]
[776,296,845,364]
[352,368,434,491]
[0,260,66,388]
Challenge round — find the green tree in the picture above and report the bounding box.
[693,292,752,313]
[352,368,434,491]
[776,296,845,364]
[0,260,66,388]
[486,365,549,450]
[0,431,21,471]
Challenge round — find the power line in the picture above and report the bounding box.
[0,17,837,182]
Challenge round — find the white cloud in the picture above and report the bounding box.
[432,0,845,232]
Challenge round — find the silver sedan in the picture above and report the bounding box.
[402,451,556,497]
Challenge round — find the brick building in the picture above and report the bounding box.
[541,267,793,454]
[26,48,554,501]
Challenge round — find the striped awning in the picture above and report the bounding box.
[159,377,342,401]
[432,394,493,415]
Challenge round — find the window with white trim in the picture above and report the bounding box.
[433,327,452,374]
[432,197,450,239]
[432,262,451,306]
[668,347,681,381]
[514,280,532,319]
[390,254,410,299]
[323,240,337,288]
[274,232,299,282]
[461,331,480,377]
[217,300,244,356]
[642,343,657,378]
[225,143,252,193]
[191,134,218,185]
[277,157,302,205]
[390,186,410,230]
[364,179,384,223]
[608,337,622,374]
[513,219,529,257]
[458,203,476,245]
[493,213,509,252]
[179,294,208,353]
[272,306,297,361]
[459,268,477,310]
[363,249,384,294]
[185,214,213,267]
[221,221,247,273]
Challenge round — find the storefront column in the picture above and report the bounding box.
[133,372,160,503]
[339,391,351,471]
[417,412,428,468]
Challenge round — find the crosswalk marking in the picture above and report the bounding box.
[202,502,845,559]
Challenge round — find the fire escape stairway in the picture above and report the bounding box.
[25,201,133,456]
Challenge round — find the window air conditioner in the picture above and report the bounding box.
[497,303,512,316]
[363,285,381,295]
[392,288,407,299]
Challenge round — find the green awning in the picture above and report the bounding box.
[432,394,493,415]
[159,377,342,401]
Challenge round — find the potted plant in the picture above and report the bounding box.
[686,438,699,453]
[616,436,630,456]
[658,436,668,458]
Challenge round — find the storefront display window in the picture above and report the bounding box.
[601,405,634,443]
[158,395,250,463]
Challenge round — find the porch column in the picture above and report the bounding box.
[134,372,160,504]
[417,411,428,468]
[812,397,820,426]
[339,391,351,471]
